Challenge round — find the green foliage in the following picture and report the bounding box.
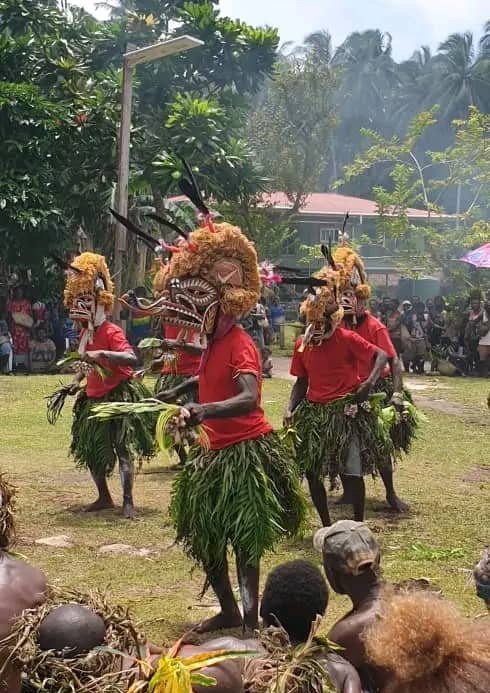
[249,53,338,211]
[336,107,490,282]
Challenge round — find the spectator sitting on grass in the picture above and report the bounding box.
[364,589,490,692]
[29,322,57,374]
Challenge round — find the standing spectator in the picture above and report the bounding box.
[7,286,33,371]
[401,300,428,374]
[241,302,272,377]
[29,323,57,374]
[269,296,286,336]
[369,297,382,319]
[465,293,483,374]
[0,299,13,375]
[385,299,402,354]
[477,297,490,377]
[380,296,391,322]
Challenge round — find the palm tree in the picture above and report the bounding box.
[430,32,490,120]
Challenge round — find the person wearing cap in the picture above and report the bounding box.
[314,520,385,691]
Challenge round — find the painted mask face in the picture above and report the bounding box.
[166,276,220,337]
[340,287,357,316]
[301,285,343,346]
[69,293,96,326]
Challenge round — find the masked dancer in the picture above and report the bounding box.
[112,165,306,633]
[333,239,414,513]
[284,245,392,525]
[47,252,155,519]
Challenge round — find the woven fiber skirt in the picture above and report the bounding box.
[170,432,307,571]
[71,379,156,476]
[295,396,393,482]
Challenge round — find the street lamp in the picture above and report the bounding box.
[113,35,203,321]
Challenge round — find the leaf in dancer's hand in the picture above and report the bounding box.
[138,338,165,350]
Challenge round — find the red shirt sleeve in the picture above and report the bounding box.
[347,330,379,362]
[230,330,260,379]
[106,324,133,353]
[290,338,307,378]
[373,325,397,358]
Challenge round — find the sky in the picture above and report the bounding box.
[75,0,489,60]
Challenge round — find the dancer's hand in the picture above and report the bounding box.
[354,380,371,402]
[183,402,206,426]
[81,350,105,364]
[390,391,404,411]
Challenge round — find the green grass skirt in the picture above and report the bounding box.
[71,380,156,476]
[170,432,307,570]
[154,373,198,404]
[295,397,393,481]
[373,376,418,454]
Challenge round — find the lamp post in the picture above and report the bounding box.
[113,35,203,321]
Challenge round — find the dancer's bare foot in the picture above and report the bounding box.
[386,493,409,513]
[194,611,243,634]
[83,497,115,512]
[123,502,136,520]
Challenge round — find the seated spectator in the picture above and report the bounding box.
[314,520,384,691]
[364,590,490,692]
[176,560,362,693]
[7,285,33,371]
[29,323,57,373]
[0,309,13,375]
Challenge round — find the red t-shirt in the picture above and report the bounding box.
[290,327,378,404]
[161,325,201,376]
[199,325,272,450]
[354,313,396,381]
[84,321,134,398]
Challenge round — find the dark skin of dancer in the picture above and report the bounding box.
[284,321,387,525]
[69,348,138,519]
[156,373,262,634]
[341,310,409,513]
[0,553,47,692]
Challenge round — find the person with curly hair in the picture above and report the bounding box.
[162,560,361,693]
[364,590,490,692]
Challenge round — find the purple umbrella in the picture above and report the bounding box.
[459,243,490,269]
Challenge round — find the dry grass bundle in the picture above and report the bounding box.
[243,618,337,693]
[0,587,145,692]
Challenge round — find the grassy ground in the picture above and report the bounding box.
[1,374,488,646]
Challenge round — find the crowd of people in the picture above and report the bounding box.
[361,292,490,377]
[0,288,80,375]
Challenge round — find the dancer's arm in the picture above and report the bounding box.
[184,373,258,424]
[284,376,308,427]
[354,348,388,402]
[389,355,404,407]
[82,349,137,367]
[155,376,199,402]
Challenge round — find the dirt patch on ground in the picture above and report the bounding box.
[463,465,490,484]
[413,395,488,425]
